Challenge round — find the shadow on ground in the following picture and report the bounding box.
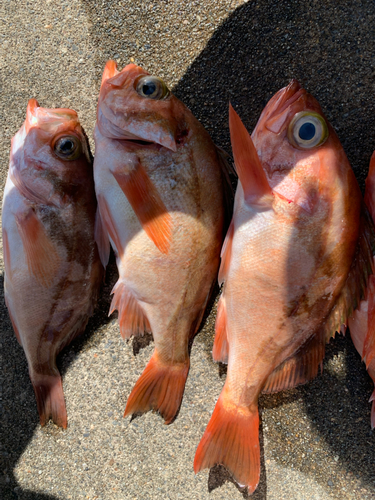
[4,0,375,497]
[0,256,117,500]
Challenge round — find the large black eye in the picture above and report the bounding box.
[54,135,82,160]
[135,76,169,100]
[288,111,328,149]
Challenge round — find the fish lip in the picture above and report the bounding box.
[261,80,307,134]
[269,79,304,117]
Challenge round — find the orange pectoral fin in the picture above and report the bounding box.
[229,103,273,207]
[111,161,172,254]
[15,208,60,287]
[194,392,260,493]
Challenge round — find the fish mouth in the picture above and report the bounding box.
[260,80,307,135]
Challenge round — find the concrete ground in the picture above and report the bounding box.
[1,0,375,499]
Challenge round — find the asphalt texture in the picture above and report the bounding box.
[1,0,375,499]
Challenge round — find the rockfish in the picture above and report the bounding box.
[348,151,375,428]
[2,100,103,428]
[94,61,229,423]
[194,81,373,491]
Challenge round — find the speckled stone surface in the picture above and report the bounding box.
[1,1,375,499]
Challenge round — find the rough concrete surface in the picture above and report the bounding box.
[1,0,375,499]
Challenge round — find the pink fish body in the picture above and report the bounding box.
[94,62,228,423]
[2,100,103,428]
[194,81,367,492]
[348,152,375,428]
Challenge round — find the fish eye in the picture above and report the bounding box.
[53,135,82,160]
[135,76,169,100]
[288,111,328,149]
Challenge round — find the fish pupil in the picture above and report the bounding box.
[143,82,156,95]
[60,139,74,153]
[299,122,316,141]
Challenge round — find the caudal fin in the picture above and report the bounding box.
[31,374,67,428]
[194,393,260,493]
[124,352,189,424]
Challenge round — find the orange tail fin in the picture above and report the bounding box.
[194,393,260,493]
[124,351,189,424]
[31,374,67,428]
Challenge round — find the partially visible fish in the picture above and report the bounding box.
[94,61,229,423]
[194,81,372,492]
[2,100,103,428]
[348,152,375,428]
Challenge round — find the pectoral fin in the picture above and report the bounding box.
[15,208,60,287]
[111,160,172,254]
[229,104,273,208]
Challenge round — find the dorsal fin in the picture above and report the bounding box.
[229,103,272,206]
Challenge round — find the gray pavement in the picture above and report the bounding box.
[1,1,375,499]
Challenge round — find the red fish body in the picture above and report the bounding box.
[2,100,103,428]
[94,62,228,423]
[194,81,368,492]
[348,152,375,428]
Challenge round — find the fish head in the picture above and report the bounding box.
[251,80,353,213]
[97,61,189,152]
[10,100,93,205]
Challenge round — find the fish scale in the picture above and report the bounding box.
[93,61,230,424]
[195,82,374,493]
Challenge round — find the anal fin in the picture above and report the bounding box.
[212,296,229,363]
[111,160,172,254]
[124,351,189,424]
[110,281,150,339]
[262,330,325,394]
[194,391,260,493]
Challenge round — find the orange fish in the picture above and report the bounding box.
[94,61,229,423]
[194,81,373,492]
[348,151,375,428]
[2,100,103,428]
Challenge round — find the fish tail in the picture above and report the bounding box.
[194,392,260,493]
[124,351,189,424]
[31,373,67,429]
